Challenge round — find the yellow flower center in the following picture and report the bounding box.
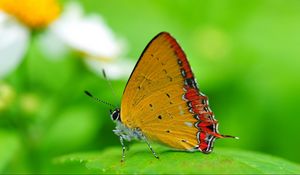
[0,0,60,28]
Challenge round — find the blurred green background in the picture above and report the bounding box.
[1,0,300,173]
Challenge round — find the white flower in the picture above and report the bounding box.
[0,12,29,78]
[0,2,133,80]
[50,3,123,58]
[39,2,133,80]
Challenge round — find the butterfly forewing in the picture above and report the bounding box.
[121,32,223,152]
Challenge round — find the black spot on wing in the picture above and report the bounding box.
[166,93,170,98]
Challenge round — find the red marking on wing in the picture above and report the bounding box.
[199,132,208,151]
[162,33,222,153]
[163,34,193,79]
[184,87,201,101]
[160,32,235,153]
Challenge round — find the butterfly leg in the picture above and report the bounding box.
[119,136,126,162]
[143,137,159,159]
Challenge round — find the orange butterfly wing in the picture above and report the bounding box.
[121,32,229,152]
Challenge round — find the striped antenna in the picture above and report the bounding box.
[84,90,116,108]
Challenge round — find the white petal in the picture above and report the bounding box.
[58,2,84,20]
[37,29,70,61]
[0,12,29,78]
[85,58,134,80]
[49,2,124,59]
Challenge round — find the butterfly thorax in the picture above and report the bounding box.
[113,121,144,142]
[110,108,143,141]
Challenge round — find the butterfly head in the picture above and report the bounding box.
[110,108,120,121]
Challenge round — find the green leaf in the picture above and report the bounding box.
[55,143,300,174]
[0,131,20,172]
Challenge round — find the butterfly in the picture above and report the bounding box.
[86,32,237,162]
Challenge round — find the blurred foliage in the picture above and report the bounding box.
[56,143,300,174]
[1,0,300,173]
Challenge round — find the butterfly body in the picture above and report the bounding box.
[113,118,144,142]
[109,32,236,160]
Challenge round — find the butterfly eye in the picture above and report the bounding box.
[110,108,120,121]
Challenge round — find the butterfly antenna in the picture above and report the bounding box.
[102,69,119,106]
[84,90,116,108]
[221,134,240,139]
